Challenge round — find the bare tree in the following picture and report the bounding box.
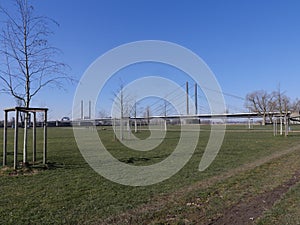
[111,80,135,139]
[112,82,134,118]
[0,0,71,105]
[98,109,109,118]
[291,98,300,112]
[0,0,72,164]
[269,86,292,135]
[271,87,291,116]
[245,90,274,125]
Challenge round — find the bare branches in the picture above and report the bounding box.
[245,90,274,125]
[245,87,296,125]
[245,90,272,113]
[111,80,136,119]
[0,0,72,107]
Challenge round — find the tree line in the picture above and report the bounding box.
[245,88,300,125]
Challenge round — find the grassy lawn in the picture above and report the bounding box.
[1,125,300,224]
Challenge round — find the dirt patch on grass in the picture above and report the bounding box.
[101,144,300,224]
[208,170,300,225]
[0,166,40,176]
[0,162,61,176]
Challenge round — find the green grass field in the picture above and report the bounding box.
[1,125,300,224]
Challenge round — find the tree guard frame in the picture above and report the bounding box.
[3,107,48,170]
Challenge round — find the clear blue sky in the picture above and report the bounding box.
[1,0,300,120]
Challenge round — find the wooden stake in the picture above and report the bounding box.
[33,112,36,162]
[3,111,8,166]
[43,110,48,164]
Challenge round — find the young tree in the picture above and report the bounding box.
[0,0,72,164]
[111,80,135,140]
[271,87,291,115]
[270,86,291,135]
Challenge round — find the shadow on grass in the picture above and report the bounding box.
[120,157,151,164]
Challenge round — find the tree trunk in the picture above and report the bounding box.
[262,114,266,126]
[23,112,29,165]
[23,98,30,166]
[268,115,273,124]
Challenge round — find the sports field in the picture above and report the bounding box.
[1,125,300,224]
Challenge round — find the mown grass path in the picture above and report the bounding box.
[102,142,300,224]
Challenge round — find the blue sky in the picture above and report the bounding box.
[1,0,300,120]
